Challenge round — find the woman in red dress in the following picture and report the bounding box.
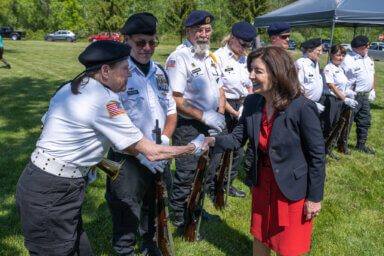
[204,47,325,256]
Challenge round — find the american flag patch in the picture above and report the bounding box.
[324,69,329,75]
[106,102,126,117]
[167,59,176,67]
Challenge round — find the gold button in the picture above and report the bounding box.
[60,168,63,171]
[271,150,276,154]
[71,175,74,178]
[45,163,48,166]
[62,164,65,167]
[275,169,279,173]
[73,170,76,173]
[43,167,45,170]
[58,173,61,176]
[47,158,50,161]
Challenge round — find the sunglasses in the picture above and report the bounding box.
[133,39,159,48]
[279,34,290,40]
[237,38,251,48]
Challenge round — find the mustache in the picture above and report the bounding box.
[196,38,209,44]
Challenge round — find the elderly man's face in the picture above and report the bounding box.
[353,44,369,57]
[186,24,212,48]
[270,33,290,49]
[306,45,323,62]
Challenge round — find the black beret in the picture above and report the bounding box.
[184,10,214,27]
[351,35,369,48]
[232,21,257,42]
[267,21,290,36]
[301,38,322,49]
[79,40,131,71]
[121,12,157,35]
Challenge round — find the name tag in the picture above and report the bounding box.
[127,89,139,95]
[225,67,234,72]
[192,67,202,77]
[308,74,314,77]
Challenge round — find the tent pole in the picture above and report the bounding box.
[328,20,336,63]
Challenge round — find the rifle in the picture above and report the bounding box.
[183,150,210,242]
[214,118,237,210]
[337,106,352,153]
[153,120,175,256]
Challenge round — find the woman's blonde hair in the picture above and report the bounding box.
[221,34,231,47]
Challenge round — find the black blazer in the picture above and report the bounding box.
[213,94,325,202]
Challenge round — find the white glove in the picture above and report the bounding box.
[344,98,358,108]
[315,102,325,113]
[202,110,225,132]
[161,134,170,146]
[189,134,207,156]
[136,154,165,174]
[208,129,220,136]
[87,169,97,183]
[368,89,375,102]
[344,89,357,99]
[237,105,244,120]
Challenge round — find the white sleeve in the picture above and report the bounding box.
[323,66,334,84]
[166,88,177,115]
[295,61,306,89]
[93,100,143,151]
[166,53,188,94]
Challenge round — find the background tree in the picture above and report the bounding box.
[95,0,127,33]
[164,0,198,43]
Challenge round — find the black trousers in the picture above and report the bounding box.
[170,115,222,217]
[224,99,245,185]
[105,150,172,256]
[320,95,344,140]
[16,161,92,256]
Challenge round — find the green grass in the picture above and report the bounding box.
[0,40,383,255]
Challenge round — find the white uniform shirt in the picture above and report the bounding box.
[295,56,323,102]
[341,51,375,93]
[165,39,223,117]
[214,43,251,99]
[119,57,176,142]
[37,78,143,167]
[323,62,350,96]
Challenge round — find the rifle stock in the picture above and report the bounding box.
[338,107,352,153]
[183,150,209,241]
[214,118,236,210]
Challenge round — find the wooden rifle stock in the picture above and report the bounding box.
[338,107,352,153]
[183,150,210,241]
[152,120,174,256]
[214,118,236,210]
[325,114,346,152]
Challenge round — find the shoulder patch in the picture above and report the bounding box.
[323,69,329,75]
[167,59,176,68]
[106,102,126,118]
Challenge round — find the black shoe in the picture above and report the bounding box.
[201,209,221,221]
[328,151,340,161]
[173,214,184,227]
[139,240,161,256]
[355,143,375,155]
[6,64,11,69]
[244,178,252,188]
[229,186,246,198]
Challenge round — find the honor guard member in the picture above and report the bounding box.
[214,21,256,198]
[104,13,177,256]
[15,41,204,256]
[165,10,226,228]
[322,45,358,158]
[268,21,291,49]
[295,38,325,113]
[341,35,376,154]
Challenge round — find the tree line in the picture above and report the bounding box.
[0,0,383,45]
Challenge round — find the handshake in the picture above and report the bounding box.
[137,134,212,174]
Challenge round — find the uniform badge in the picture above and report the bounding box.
[192,63,196,68]
[106,102,126,118]
[205,17,211,24]
[127,87,139,95]
[211,61,216,68]
[156,74,169,91]
[161,92,167,96]
[167,59,176,68]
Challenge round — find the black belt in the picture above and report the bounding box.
[356,91,370,96]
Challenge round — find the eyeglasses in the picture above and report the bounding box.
[192,28,212,34]
[132,39,159,48]
[279,34,290,40]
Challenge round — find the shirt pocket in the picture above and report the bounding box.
[121,94,145,121]
[157,94,170,114]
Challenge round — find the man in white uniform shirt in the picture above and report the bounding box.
[214,21,256,198]
[16,41,205,256]
[104,13,177,256]
[341,35,376,154]
[295,38,325,113]
[165,10,226,230]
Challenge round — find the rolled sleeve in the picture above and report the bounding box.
[166,54,188,94]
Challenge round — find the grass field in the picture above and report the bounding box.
[0,40,383,256]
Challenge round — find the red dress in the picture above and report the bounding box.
[250,105,313,256]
